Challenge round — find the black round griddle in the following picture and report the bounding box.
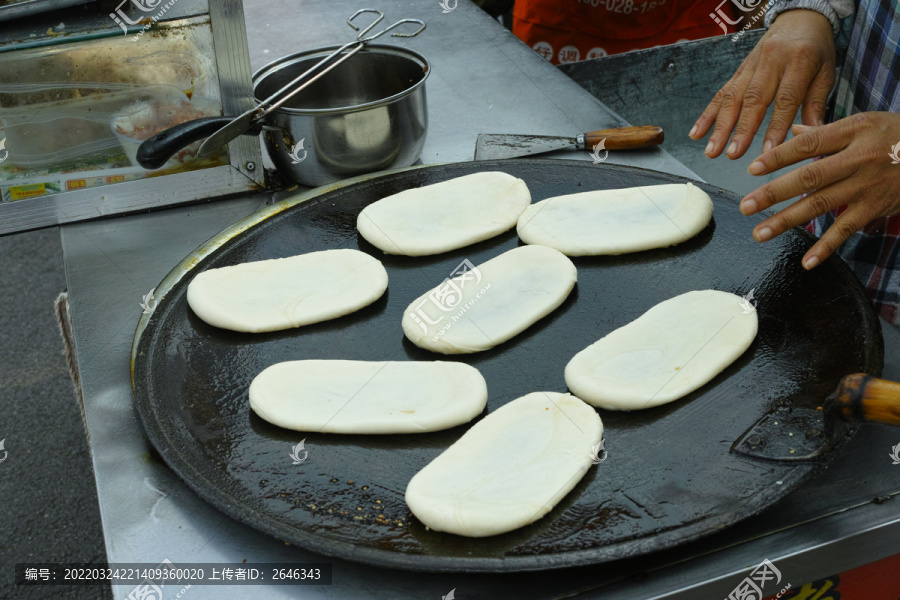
[131,158,883,572]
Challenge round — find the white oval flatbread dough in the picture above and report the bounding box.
[517,183,713,256]
[357,172,531,256]
[405,391,602,537]
[187,249,387,333]
[402,245,577,354]
[249,360,487,434]
[565,290,758,410]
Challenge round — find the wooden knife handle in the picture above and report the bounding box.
[583,126,664,150]
[830,373,900,426]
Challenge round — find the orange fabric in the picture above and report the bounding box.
[512,0,742,63]
[761,552,900,600]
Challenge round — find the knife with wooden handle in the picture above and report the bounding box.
[473,126,664,160]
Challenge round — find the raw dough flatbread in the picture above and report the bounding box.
[402,245,577,354]
[187,249,387,333]
[405,391,602,537]
[249,360,487,434]
[517,183,713,256]
[357,172,531,256]
[565,290,758,410]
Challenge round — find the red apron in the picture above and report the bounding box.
[513,0,743,63]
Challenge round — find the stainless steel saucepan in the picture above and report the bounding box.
[136,12,428,186]
[252,44,429,186]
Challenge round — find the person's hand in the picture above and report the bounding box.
[689,9,835,160]
[739,112,900,268]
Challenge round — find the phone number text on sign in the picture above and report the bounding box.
[578,0,668,14]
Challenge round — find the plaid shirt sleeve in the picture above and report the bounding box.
[803,0,900,324]
[808,213,900,323]
[764,0,856,36]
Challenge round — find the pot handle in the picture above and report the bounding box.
[136,116,258,170]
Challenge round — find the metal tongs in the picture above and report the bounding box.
[196,9,426,157]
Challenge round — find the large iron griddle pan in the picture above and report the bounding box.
[131,158,883,572]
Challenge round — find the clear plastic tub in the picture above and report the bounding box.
[1,84,190,168]
[111,95,222,170]
[0,17,224,177]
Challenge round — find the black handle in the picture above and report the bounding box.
[136,116,252,170]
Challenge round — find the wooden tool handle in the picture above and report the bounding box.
[831,373,900,426]
[583,126,664,150]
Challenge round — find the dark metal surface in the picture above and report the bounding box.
[131,158,883,573]
[732,406,841,461]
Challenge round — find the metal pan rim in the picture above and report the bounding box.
[250,43,430,116]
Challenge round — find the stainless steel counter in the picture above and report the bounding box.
[59,1,900,598]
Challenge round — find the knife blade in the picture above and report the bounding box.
[474,126,664,161]
[731,374,900,461]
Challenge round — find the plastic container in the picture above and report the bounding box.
[111,95,221,170]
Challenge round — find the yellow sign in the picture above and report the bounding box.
[9,184,48,201]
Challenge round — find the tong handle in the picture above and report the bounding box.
[347,8,385,37]
[348,9,426,41]
[828,374,900,426]
[581,126,664,150]
[260,11,426,118]
[262,43,364,116]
